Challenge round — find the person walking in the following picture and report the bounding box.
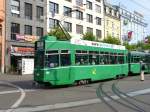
[140,61,145,81]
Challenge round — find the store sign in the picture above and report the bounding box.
[16,34,39,42]
[71,38,125,50]
[11,46,34,56]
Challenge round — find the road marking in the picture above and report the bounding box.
[1,88,150,112]
[0,81,26,112]
[0,89,35,95]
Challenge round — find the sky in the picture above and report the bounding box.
[107,0,150,36]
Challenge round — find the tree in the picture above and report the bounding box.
[48,27,71,40]
[83,32,96,41]
[123,42,137,51]
[103,35,121,45]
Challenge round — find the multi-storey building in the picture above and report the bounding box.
[47,0,104,41]
[5,0,47,73]
[104,2,120,39]
[0,0,5,73]
[119,7,147,44]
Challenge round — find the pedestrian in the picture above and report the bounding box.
[140,61,145,81]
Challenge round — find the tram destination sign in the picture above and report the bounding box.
[37,41,44,50]
[71,38,126,50]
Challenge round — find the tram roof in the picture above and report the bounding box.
[38,36,127,53]
[129,51,150,56]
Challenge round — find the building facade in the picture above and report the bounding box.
[119,8,147,44]
[47,0,104,41]
[0,0,5,73]
[5,0,47,73]
[104,2,120,39]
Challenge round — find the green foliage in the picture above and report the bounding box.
[103,35,121,45]
[123,42,137,51]
[123,41,150,51]
[48,27,71,40]
[83,32,96,41]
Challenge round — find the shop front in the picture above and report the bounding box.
[10,46,34,74]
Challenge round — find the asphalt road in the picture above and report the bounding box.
[0,74,150,112]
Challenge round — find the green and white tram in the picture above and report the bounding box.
[34,36,128,86]
[128,51,150,74]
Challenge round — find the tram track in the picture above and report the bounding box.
[112,82,150,107]
[96,79,148,112]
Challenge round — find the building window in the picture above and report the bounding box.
[76,24,83,34]
[24,25,32,35]
[11,0,20,17]
[107,31,109,36]
[86,1,92,10]
[36,27,43,37]
[36,6,44,21]
[76,10,83,20]
[95,0,101,2]
[109,8,112,14]
[95,5,101,13]
[112,22,114,29]
[112,32,114,37]
[76,0,83,6]
[96,17,101,25]
[64,22,72,32]
[65,0,72,2]
[96,29,101,38]
[49,2,59,14]
[0,25,2,36]
[107,20,109,26]
[64,6,72,17]
[86,14,93,23]
[49,18,59,28]
[87,27,93,34]
[25,3,32,20]
[11,23,20,40]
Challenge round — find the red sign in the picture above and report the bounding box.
[128,31,133,40]
[11,46,34,54]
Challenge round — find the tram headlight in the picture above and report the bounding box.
[46,71,50,74]
[36,73,40,76]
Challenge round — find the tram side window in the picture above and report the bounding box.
[45,50,59,68]
[35,51,44,68]
[104,52,110,64]
[134,56,140,63]
[99,52,105,64]
[131,56,134,63]
[89,51,99,65]
[118,54,124,64]
[110,53,117,64]
[75,50,88,65]
[60,50,71,66]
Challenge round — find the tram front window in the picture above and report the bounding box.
[45,50,59,68]
[35,51,44,68]
[45,50,71,68]
[46,55,59,68]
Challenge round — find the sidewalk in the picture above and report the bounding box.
[0,73,33,81]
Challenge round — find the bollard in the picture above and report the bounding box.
[140,71,145,81]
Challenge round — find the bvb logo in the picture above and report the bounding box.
[92,68,96,75]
